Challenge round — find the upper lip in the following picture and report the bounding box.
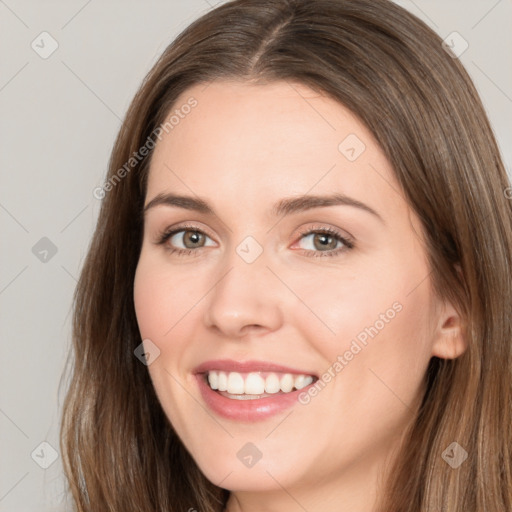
[193,359,318,377]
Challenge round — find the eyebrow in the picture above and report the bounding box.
[143,192,384,223]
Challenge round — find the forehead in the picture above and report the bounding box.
[145,80,403,220]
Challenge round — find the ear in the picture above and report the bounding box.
[431,264,467,360]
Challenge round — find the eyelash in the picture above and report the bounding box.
[155,223,355,258]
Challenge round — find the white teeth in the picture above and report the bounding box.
[280,373,294,393]
[245,372,265,394]
[217,372,227,391]
[294,374,312,390]
[208,371,218,390]
[227,372,244,394]
[206,371,314,395]
[264,373,281,394]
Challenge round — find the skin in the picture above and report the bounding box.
[133,80,466,512]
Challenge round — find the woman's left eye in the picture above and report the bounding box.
[293,228,354,257]
[155,225,354,257]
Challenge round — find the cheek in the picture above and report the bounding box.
[282,253,412,350]
[133,256,206,341]
[289,250,434,410]
[133,257,206,434]
[322,277,434,429]
[133,264,168,340]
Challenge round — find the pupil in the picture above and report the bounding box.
[315,233,335,250]
[185,231,202,247]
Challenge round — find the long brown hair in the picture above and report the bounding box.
[59,0,512,510]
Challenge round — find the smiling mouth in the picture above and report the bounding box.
[203,370,317,399]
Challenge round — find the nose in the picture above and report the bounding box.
[203,250,284,339]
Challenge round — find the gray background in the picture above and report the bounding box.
[1,1,511,510]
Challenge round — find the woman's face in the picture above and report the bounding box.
[133,80,460,504]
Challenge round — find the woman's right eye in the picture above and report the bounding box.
[156,226,216,255]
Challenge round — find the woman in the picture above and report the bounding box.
[60,0,512,510]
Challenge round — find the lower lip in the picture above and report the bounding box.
[195,374,315,422]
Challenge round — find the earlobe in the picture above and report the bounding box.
[431,299,468,360]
